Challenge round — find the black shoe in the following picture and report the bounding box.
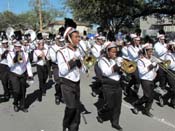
[63,127,67,131]
[142,111,153,117]
[159,96,164,107]
[37,96,42,102]
[96,116,103,123]
[42,92,46,96]
[132,107,139,115]
[55,97,60,105]
[21,108,28,113]
[112,124,123,131]
[91,92,97,97]
[3,95,10,101]
[14,105,19,112]
[170,102,175,109]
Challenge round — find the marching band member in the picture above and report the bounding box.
[78,36,91,57]
[33,40,49,102]
[132,43,158,117]
[57,27,87,131]
[49,35,64,105]
[21,39,35,62]
[97,41,123,131]
[125,34,142,97]
[90,36,105,97]
[121,41,130,61]
[7,41,33,112]
[91,35,105,60]
[162,41,175,108]
[154,34,168,93]
[0,39,11,100]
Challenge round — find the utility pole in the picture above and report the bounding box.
[38,0,43,32]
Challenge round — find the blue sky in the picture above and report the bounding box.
[0,0,72,18]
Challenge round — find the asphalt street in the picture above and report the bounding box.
[0,67,175,131]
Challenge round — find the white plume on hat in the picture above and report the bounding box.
[168,40,175,45]
[14,41,22,47]
[2,39,8,43]
[157,34,165,39]
[141,43,153,50]
[63,27,77,39]
[130,34,137,39]
[103,41,117,51]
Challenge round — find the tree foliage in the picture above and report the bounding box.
[66,0,175,31]
[0,0,64,31]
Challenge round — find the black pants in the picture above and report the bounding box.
[52,63,62,99]
[0,64,10,96]
[126,68,140,95]
[135,80,154,113]
[46,60,52,79]
[99,79,122,127]
[9,72,27,108]
[60,78,81,131]
[156,67,167,89]
[163,70,175,105]
[37,65,48,93]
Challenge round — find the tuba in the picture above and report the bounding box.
[6,27,15,40]
[24,29,36,42]
[121,59,136,74]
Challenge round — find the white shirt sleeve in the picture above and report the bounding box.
[98,59,113,76]
[57,51,69,76]
[33,50,38,62]
[137,59,149,75]
[26,55,33,77]
[7,52,15,68]
[128,46,138,60]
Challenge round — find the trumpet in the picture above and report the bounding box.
[17,52,23,63]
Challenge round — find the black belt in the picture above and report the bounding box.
[60,77,80,88]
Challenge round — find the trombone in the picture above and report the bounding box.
[151,55,175,80]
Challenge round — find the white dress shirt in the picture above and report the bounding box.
[164,52,175,71]
[57,46,86,82]
[0,47,8,65]
[121,46,129,60]
[98,57,121,81]
[33,49,49,66]
[49,44,62,64]
[91,43,102,60]
[127,45,141,61]
[154,41,168,60]
[137,57,158,81]
[7,51,33,77]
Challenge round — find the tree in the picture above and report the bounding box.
[0,11,18,30]
[66,0,175,32]
[29,0,64,31]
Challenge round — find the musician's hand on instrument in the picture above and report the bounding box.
[68,59,77,69]
[113,63,121,72]
[76,59,82,68]
[152,62,157,67]
[148,64,154,71]
[13,53,18,63]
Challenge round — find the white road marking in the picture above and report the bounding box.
[122,103,175,129]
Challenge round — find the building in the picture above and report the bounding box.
[140,15,175,37]
[46,20,92,35]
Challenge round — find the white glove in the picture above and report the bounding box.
[152,62,157,67]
